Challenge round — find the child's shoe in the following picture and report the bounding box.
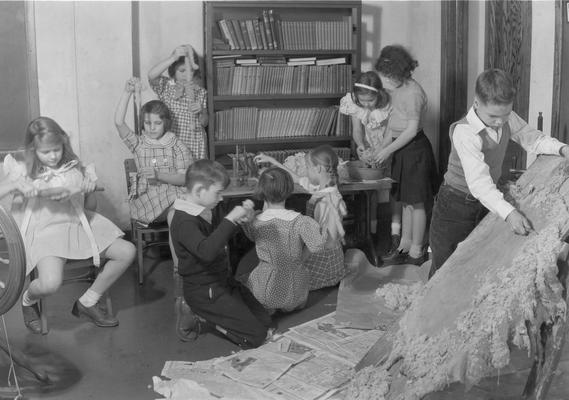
[382,249,409,266]
[404,252,428,266]
[175,297,201,342]
[72,300,119,327]
[22,303,42,334]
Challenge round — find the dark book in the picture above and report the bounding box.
[253,19,267,50]
[262,10,274,50]
[268,9,279,49]
[238,20,252,50]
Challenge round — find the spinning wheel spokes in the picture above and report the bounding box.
[0,205,26,316]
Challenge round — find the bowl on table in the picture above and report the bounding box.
[345,160,387,182]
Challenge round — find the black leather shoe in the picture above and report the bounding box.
[22,303,43,334]
[72,301,118,327]
[404,252,428,266]
[382,249,409,266]
[175,297,200,342]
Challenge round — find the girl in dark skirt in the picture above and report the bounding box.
[374,45,438,265]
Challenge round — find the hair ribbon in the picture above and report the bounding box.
[354,83,378,92]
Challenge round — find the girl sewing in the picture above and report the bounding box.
[254,144,348,290]
[238,167,326,314]
[0,117,135,333]
[115,77,193,225]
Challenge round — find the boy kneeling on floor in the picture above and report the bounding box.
[169,159,272,348]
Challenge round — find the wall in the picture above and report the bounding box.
[361,0,442,160]
[34,1,133,227]
[467,0,556,166]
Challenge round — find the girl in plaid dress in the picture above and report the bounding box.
[239,167,326,314]
[254,145,348,290]
[115,78,193,225]
[148,45,208,159]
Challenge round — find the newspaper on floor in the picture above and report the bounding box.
[213,337,313,388]
[156,312,383,400]
[283,312,385,364]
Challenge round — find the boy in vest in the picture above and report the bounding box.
[429,68,569,279]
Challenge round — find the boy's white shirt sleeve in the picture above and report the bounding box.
[508,111,565,155]
[452,123,515,220]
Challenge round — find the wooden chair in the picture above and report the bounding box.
[124,159,170,285]
[31,258,113,335]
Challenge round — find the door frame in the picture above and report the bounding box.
[439,1,469,177]
[552,0,569,140]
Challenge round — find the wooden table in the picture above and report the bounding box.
[215,179,392,267]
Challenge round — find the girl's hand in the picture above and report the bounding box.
[140,167,159,185]
[125,78,139,93]
[373,148,390,165]
[226,205,248,224]
[172,45,188,59]
[254,154,277,165]
[81,178,97,193]
[16,181,37,198]
[189,103,202,114]
[356,145,366,159]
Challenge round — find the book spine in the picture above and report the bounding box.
[231,19,247,50]
[254,19,267,50]
[262,11,274,50]
[268,9,279,49]
[218,20,237,50]
[238,20,252,50]
[245,19,258,50]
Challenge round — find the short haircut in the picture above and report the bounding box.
[254,166,294,203]
[475,68,516,105]
[185,159,230,191]
[140,100,172,133]
[374,45,418,81]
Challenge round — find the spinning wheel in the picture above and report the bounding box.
[0,204,27,315]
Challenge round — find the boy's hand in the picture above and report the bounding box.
[225,205,248,224]
[505,209,533,235]
[254,154,276,165]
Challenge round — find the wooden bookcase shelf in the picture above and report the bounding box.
[204,1,362,165]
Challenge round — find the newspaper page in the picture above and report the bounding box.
[213,337,313,388]
[283,312,380,364]
[264,352,354,400]
[159,360,276,400]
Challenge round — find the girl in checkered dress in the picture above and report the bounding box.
[254,145,348,290]
[239,167,326,314]
[115,78,193,225]
[148,45,208,159]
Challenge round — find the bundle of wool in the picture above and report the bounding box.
[350,156,569,400]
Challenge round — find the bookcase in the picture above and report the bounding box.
[204,1,362,166]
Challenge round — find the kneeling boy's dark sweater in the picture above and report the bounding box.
[170,210,238,284]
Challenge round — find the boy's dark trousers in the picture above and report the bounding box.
[428,184,488,278]
[183,277,271,348]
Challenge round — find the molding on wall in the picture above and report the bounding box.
[439,0,468,176]
[24,1,40,122]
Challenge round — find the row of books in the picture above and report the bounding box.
[214,106,352,141]
[214,65,352,96]
[214,55,348,67]
[217,12,353,51]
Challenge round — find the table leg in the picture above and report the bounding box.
[363,190,379,267]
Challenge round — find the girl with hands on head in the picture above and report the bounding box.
[148,44,208,159]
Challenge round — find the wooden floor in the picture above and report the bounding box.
[0,245,568,399]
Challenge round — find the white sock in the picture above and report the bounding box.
[409,244,423,258]
[391,222,401,236]
[79,289,101,308]
[22,289,37,306]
